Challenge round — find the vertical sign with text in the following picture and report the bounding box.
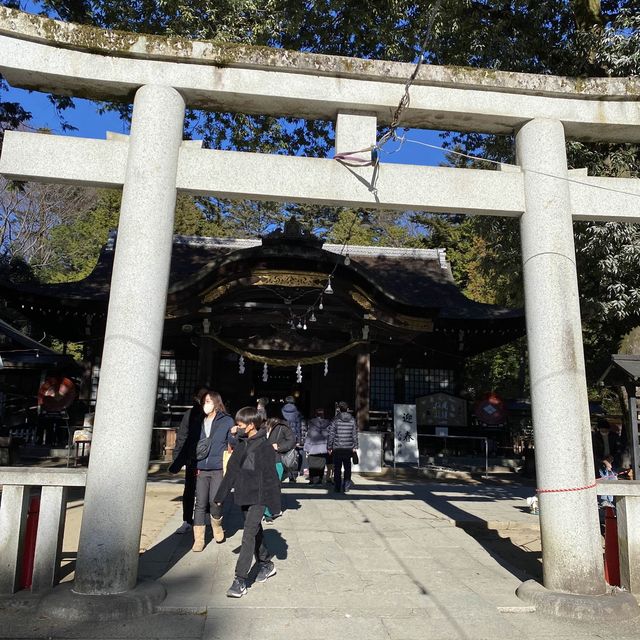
[394,404,419,465]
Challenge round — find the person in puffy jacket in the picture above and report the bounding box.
[304,409,330,484]
[327,401,358,493]
[281,396,302,443]
[215,406,281,598]
[281,396,303,481]
[192,390,234,551]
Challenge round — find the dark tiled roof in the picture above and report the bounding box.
[3,233,522,322]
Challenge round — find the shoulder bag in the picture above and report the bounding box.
[277,425,298,471]
[196,434,212,461]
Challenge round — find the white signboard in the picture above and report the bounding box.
[394,404,419,465]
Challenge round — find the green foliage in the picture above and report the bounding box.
[40,190,118,282]
[464,338,528,399]
[41,190,230,282]
[327,210,424,247]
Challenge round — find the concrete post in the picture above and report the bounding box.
[31,485,67,591]
[74,85,185,595]
[516,118,605,595]
[335,111,377,160]
[617,495,640,593]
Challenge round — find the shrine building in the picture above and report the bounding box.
[1,219,523,429]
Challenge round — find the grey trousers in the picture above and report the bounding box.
[194,469,223,525]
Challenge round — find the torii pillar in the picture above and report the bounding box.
[517,118,605,595]
[73,85,185,595]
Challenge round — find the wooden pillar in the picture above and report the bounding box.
[197,336,214,387]
[310,362,322,415]
[355,348,370,431]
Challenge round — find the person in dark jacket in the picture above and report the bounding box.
[169,387,208,534]
[264,417,296,521]
[215,406,281,598]
[192,390,235,551]
[265,417,296,481]
[327,401,359,494]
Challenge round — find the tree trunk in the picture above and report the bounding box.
[571,0,603,31]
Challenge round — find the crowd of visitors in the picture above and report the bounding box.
[168,388,361,598]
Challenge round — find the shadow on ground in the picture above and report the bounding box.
[278,477,543,583]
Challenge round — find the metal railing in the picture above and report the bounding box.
[393,433,490,479]
[0,467,86,594]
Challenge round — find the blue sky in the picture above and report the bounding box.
[5,85,448,167]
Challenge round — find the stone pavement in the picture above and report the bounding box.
[2,475,639,639]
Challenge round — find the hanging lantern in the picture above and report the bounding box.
[324,358,329,377]
[303,320,307,330]
[324,277,334,295]
[296,363,302,383]
[262,362,269,382]
[310,312,317,322]
[238,355,245,374]
[319,297,324,311]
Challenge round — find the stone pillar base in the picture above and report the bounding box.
[38,580,166,622]
[516,579,639,621]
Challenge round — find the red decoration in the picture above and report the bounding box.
[473,392,507,425]
[38,376,76,413]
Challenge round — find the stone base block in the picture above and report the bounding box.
[37,580,166,622]
[516,579,639,621]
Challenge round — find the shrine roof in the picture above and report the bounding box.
[5,232,522,323]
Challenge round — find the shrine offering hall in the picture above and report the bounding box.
[2,220,523,429]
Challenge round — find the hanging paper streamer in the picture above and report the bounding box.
[238,355,245,374]
[324,358,329,377]
[262,362,269,382]
[296,363,302,383]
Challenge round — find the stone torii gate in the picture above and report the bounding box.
[1,7,639,615]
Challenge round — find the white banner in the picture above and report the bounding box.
[394,404,419,465]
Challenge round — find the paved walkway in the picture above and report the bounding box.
[2,475,639,639]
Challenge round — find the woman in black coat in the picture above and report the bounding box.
[168,387,208,534]
[263,417,296,519]
[265,417,296,476]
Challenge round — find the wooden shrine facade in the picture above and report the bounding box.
[1,221,523,427]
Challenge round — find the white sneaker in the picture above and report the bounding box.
[175,521,193,534]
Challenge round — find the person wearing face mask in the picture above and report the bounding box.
[192,390,235,552]
[214,406,281,598]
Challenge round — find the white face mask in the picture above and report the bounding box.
[203,402,214,415]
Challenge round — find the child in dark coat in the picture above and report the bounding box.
[215,406,282,598]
